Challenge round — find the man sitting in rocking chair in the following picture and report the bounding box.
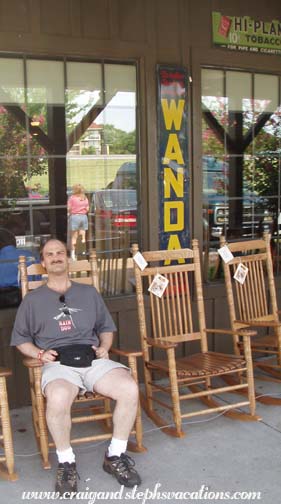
[11,238,141,495]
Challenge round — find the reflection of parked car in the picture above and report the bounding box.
[203,194,273,239]
[89,189,137,243]
[203,157,273,239]
[0,190,50,236]
[108,161,136,189]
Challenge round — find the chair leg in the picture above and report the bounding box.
[144,364,153,412]
[167,349,185,437]
[131,400,147,452]
[0,377,18,481]
[227,342,281,406]
[221,373,281,406]
[104,398,112,430]
[243,337,256,416]
[141,360,185,438]
[33,368,51,469]
[275,327,281,368]
[127,355,146,453]
[241,347,281,405]
[139,390,185,437]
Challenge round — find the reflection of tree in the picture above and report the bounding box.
[244,115,280,214]
[213,162,229,196]
[202,98,226,156]
[81,146,96,155]
[103,124,136,154]
[0,106,46,199]
[244,155,279,213]
[202,97,281,231]
[202,98,278,157]
[1,87,136,204]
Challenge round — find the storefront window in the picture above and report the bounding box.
[0,57,139,304]
[202,68,281,281]
[66,62,137,254]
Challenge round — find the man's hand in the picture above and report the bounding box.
[17,342,58,362]
[92,345,109,359]
[40,349,58,363]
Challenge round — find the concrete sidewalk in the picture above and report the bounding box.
[2,375,280,504]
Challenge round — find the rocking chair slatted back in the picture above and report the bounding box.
[147,267,194,340]
[220,233,278,332]
[219,233,281,391]
[132,243,209,353]
[233,256,268,321]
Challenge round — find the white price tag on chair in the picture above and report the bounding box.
[133,251,148,271]
[148,274,169,298]
[218,245,234,263]
[233,263,248,284]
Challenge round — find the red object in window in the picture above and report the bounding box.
[113,214,137,228]
[99,209,112,219]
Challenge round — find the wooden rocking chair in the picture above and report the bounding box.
[220,232,281,405]
[0,368,18,480]
[18,252,145,469]
[96,249,134,297]
[132,240,260,438]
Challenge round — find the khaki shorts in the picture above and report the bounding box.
[41,358,129,395]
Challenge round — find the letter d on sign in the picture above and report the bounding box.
[164,201,184,231]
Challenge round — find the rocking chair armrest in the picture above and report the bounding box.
[145,337,177,349]
[23,357,44,368]
[205,328,257,338]
[110,348,143,358]
[234,319,281,328]
[0,367,12,378]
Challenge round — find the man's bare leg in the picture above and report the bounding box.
[45,379,78,450]
[93,368,138,439]
[93,368,141,487]
[45,379,79,495]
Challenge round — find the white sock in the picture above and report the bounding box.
[107,437,128,458]
[56,447,75,464]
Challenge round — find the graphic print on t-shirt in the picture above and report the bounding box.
[53,305,82,332]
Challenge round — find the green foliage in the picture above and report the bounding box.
[103,124,136,154]
[243,118,281,213]
[203,108,281,212]
[81,146,97,155]
[0,107,47,199]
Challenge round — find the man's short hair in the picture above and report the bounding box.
[39,238,68,261]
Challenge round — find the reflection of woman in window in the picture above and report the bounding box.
[67,184,89,260]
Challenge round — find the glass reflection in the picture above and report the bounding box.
[66,63,137,259]
[0,57,139,302]
[202,68,280,280]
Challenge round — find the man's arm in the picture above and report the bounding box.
[93,332,114,359]
[17,342,57,363]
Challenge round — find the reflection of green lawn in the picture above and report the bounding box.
[29,156,134,194]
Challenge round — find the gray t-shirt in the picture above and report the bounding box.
[11,282,116,350]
